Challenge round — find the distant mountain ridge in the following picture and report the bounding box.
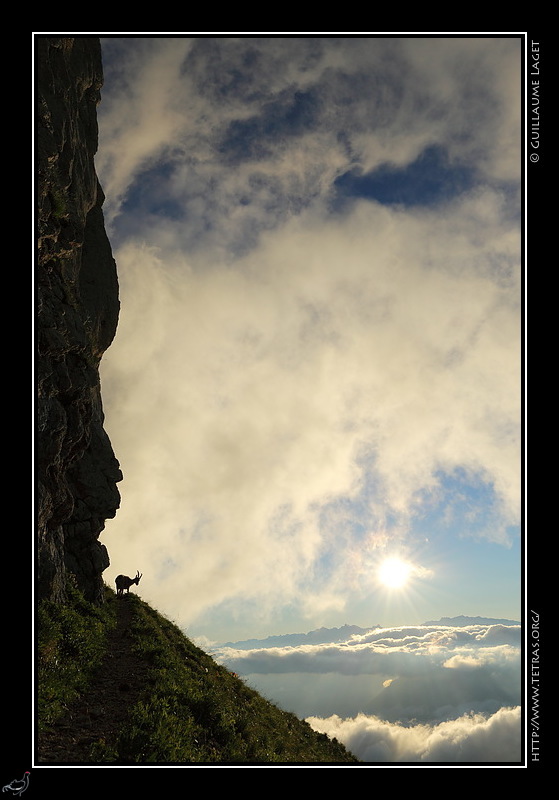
[421,615,520,626]
[218,616,520,650]
[218,623,381,650]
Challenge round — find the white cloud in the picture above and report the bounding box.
[349,623,522,648]
[213,622,521,732]
[98,38,195,222]
[98,37,521,252]
[307,705,521,763]
[100,191,520,627]
[97,37,521,636]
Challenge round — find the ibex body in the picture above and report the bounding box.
[115,571,142,597]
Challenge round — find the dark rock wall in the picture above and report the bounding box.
[37,37,122,605]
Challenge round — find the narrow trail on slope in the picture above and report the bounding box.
[37,597,151,763]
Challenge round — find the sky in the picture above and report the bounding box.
[95,36,523,650]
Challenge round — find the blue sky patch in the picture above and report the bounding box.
[333,145,476,208]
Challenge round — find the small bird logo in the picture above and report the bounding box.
[2,773,30,796]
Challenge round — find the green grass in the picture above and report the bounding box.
[37,586,360,764]
[37,582,117,730]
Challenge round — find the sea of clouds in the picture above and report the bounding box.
[212,621,522,763]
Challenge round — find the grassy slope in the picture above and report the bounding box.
[38,586,360,764]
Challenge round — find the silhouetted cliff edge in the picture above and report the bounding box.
[37,36,121,605]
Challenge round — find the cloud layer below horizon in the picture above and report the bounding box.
[309,706,521,763]
[213,620,521,762]
[96,37,522,637]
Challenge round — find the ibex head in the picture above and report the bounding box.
[115,570,143,597]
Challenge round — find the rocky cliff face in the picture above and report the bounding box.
[37,37,121,605]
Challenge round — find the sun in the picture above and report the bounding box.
[377,557,414,589]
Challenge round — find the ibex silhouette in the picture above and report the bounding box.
[115,571,142,597]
